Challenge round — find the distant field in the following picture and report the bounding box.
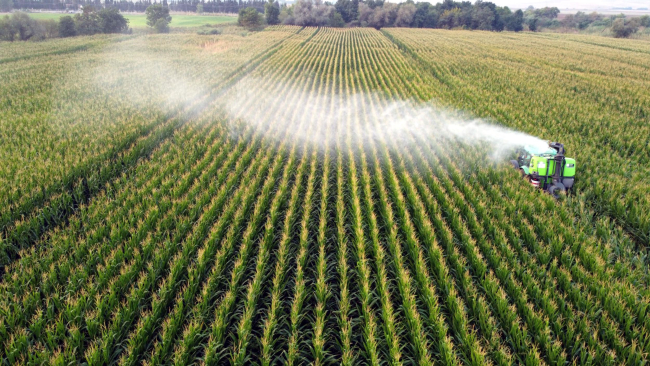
[23,12,236,27]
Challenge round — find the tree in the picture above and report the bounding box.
[534,6,559,19]
[3,12,46,41]
[572,11,595,29]
[493,5,509,31]
[368,2,397,29]
[358,2,372,25]
[349,0,359,21]
[265,0,280,25]
[472,5,495,30]
[279,6,294,24]
[238,7,264,30]
[439,7,461,29]
[560,14,576,28]
[366,0,384,9]
[146,4,172,28]
[0,15,11,41]
[395,3,415,27]
[293,0,332,27]
[75,6,102,35]
[611,18,638,38]
[524,6,559,29]
[41,19,58,38]
[0,0,12,12]
[329,10,345,27]
[98,7,129,33]
[335,0,348,21]
[335,0,358,23]
[154,18,170,32]
[413,2,438,28]
[59,15,76,37]
[0,15,14,41]
[196,3,204,14]
[439,0,457,11]
[505,9,523,31]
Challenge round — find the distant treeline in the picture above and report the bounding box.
[3,0,265,13]
[523,6,650,37]
[1,4,176,41]
[1,6,130,41]
[257,0,526,31]
[3,0,648,38]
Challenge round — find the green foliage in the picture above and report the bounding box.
[335,0,358,23]
[196,3,203,14]
[265,0,280,25]
[154,18,170,33]
[329,10,345,27]
[611,17,638,38]
[0,15,12,40]
[359,2,397,29]
[438,7,461,29]
[146,4,172,28]
[54,7,127,38]
[41,19,58,38]
[197,27,221,35]
[12,12,39,40]
[505,9,524,32]
[0,12,49,41]
[98,7,129,33]
[74,6,102,35]
[522,6,643,36]
[238,7,264,30]
[11,12,40,41]
[412,2,438,28]
[58,15,76,37]
[473,5,496,30]
[524,6,560,29]
[274,0,527,31]
[640,15,650,27]
[395,2,416,27]
[527,6,560,19]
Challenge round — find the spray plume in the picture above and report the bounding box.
[220,79,549,161]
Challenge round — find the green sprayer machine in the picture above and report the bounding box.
[510,142,576,198]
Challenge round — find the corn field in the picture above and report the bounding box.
[1,26,650,365]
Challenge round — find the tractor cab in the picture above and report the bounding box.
[511,142,576,198]
[516,145,557,175]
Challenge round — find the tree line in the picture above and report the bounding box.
[3,0,647,40]
[523,6,650,38]
[0,3,172,40]
[242,0,648,37]
[253,0,526,31]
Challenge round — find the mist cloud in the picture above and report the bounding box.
[220,79,548,161]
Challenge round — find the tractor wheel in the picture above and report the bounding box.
[510,160,519,169]
[547,183,566,198]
